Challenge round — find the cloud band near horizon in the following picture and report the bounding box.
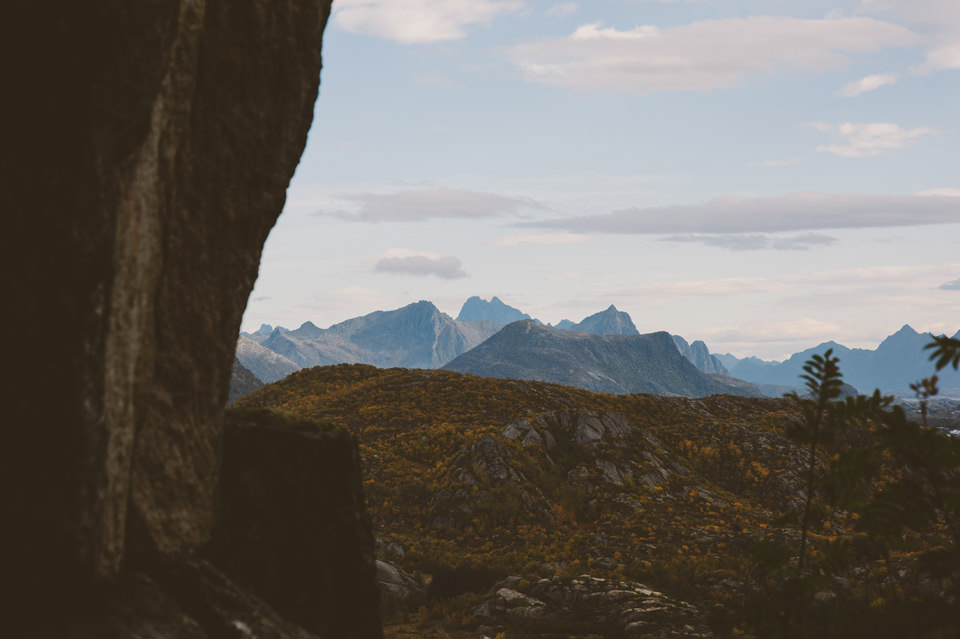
[522,192,960,235]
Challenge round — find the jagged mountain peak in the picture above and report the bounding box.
[569,305,639,336]
[457,295,531,324]
[237,300,501,374]
[672,334,728,375]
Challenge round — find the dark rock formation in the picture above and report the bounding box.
[3,2,383,637]
[210,408,382,638]
[6,0,333,586]
[19,559,324,639]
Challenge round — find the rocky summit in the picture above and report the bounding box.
[556,304,641,336]
[457,295,532,325]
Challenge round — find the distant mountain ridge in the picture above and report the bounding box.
[238,299,749,386]
[443,320,762,398]
[723,325,960,395]
[238,298,957,397]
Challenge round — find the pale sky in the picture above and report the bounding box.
[242,0,960,360]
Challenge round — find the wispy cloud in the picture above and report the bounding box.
[494,232,590,246]
[332,0,522,44]
[661,232,837,251]
[918,188,960,197]
[840,72,899,96]
[524,192,960,235]
[859,0,960,73]
[374,253,468,279]
[590,264,960,303]
[812,122,935,157]
[317,188,546,223]
[507,17,916,93]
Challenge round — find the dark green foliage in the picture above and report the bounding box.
[724,346,960,638]
[926,335,960,372]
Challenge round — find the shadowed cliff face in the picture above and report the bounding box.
[3,0,332,602]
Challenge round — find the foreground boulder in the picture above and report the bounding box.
[209,408,382,639]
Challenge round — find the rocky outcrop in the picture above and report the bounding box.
[376,560,424,598]
[472,575,711,638]
[209,409,382,638]
[3,2,383,637]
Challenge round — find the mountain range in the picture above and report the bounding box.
[720,325,960,396]
[235,296,958,399]
[235,299,745,397]
[236,300,501,383]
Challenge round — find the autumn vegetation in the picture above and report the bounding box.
[233,335,960,638]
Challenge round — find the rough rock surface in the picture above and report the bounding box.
[209,409,382,639]
[5,0,332,590]
[376,560,425,598]
[0,3,389,638]
[471,575,712,638]
[17,559,322,639]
